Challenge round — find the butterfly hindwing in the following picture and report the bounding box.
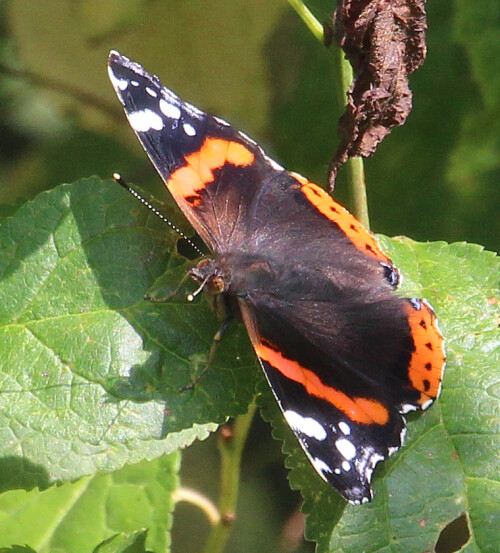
[235,257,444,503]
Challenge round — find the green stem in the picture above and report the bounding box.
[287,0,324,43]
[346,157,370,229]
[202,402,257,553]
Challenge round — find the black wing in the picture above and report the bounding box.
[108,50,282,254]
[234,258,444,504]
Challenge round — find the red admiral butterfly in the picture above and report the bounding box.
[108,51,445,504]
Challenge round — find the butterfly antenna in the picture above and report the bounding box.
[186,273,212,302]
[113,173,205,258]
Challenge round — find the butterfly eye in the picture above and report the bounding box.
[210,276,225,293]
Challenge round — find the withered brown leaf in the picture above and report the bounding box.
[329,0,427,187]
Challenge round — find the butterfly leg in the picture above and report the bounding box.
[179,317,233,392]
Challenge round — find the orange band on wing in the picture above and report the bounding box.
[298,179,391,264]
[255,342,389,425]
[405,300,445,407]
[167,138,254,203]
[169,138,254,201]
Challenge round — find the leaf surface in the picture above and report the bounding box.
[0,178,258,486]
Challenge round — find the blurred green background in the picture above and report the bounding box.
[0,1,498,551]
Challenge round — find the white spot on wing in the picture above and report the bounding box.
[342,460,351,472]
[421,398,434,410]
[238,130,257,145]
[436,363,445,397]
[364,452,384,481]
[284,410,327,441]
[312,457,332,477]
[334,468,341,475]
[338,421,351,435]
[401,403,418,414]
[131,80,139,87]
[159,99,181,120]
[370,453,384,468]
[400,426,408,444]
[128,109,164,132]
[183,122,197,136]
[214,116,230,126]
[183,100,204,119]
[335,438,356,460]
[264,154,284,171]
[146,86,158,98]
[108,66,128,91]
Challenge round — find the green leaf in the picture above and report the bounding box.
[0,455,178,553]
[92,529,151,553]
[0,547,38,553]
[0,177,258,486]
[260,238,499,553]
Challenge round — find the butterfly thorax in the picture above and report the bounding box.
[189,253,276,320]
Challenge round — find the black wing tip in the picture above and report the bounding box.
[107,51,154,97]
[108,50,127,65]
[328,477,373,505]
[108,50,144,76]
[108,50,123,67]
[314,454,376,505]
[107,50,132,87]
[346,491,373,505]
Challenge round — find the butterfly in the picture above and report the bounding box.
[108,51,445,504]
